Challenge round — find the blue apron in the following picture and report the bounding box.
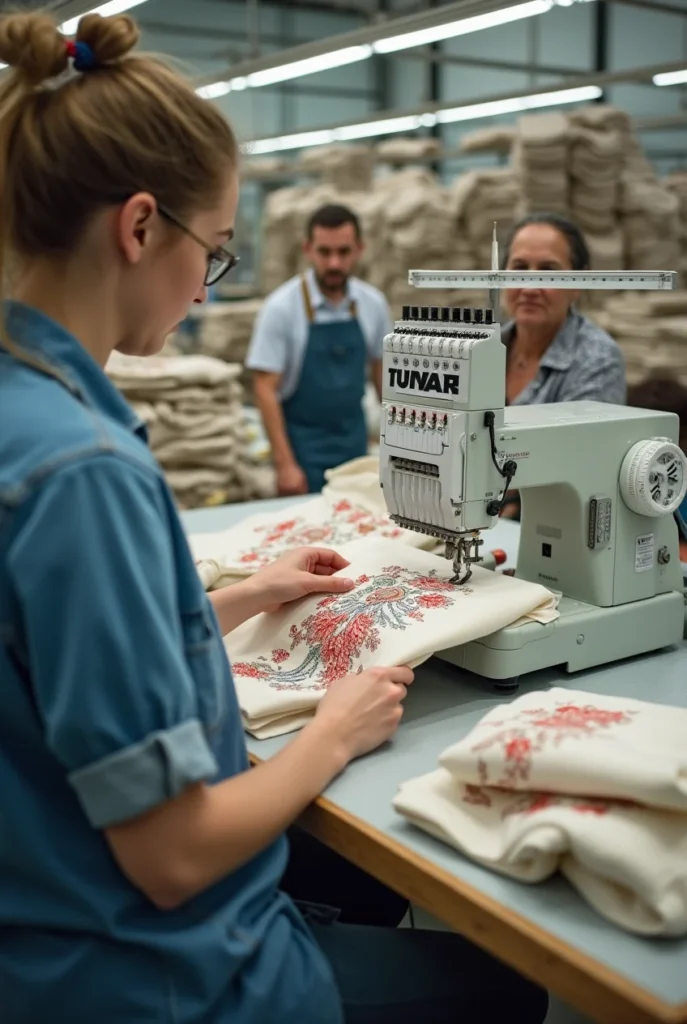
[282,276,368,493]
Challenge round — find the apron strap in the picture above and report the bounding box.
[300,275,358,322]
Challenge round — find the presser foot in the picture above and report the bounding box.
[447,533,483,586]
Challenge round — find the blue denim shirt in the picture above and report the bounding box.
[0,302,341,1024]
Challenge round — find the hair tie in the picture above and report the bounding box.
[65,39,98,72]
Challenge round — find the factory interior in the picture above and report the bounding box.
[4,1,687,1023]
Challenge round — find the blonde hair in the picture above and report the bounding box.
[0,10,239,376]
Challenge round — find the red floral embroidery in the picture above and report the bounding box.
[233,565,470,692]
[463,784,493,807]
[501,792,625,819]
[417,593,451,609]
[460,787,630,818]
[235,502,405,570]
[468,699,636,787]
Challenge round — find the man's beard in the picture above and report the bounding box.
[316,269,348,294]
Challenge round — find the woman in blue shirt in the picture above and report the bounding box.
[0,11,548,1024]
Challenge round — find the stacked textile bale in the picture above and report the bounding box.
[511,112,569,215]
[458,124,515,157]
[566,106,626,293]
[591,292,687,387]
[375,137,442,164]
[189,299,263,400]
[664,172,687,282]
[295,143,375,191]
[106,351,275,509]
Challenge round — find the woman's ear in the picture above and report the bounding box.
[116,192,158,266]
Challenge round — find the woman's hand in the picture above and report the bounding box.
[313,663,415,762]
[248,546,355,614]
[209,547,354,635]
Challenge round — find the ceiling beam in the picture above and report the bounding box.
[401,46,586,76]
[194,0,555,88]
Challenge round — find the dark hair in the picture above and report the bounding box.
[306,204,361,241]
[502,212,590,271]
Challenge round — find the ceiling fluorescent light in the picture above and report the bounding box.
[248,45,372,88]
[653,69,687,87]
[247,84,599,155]
[61,0,149,36]
[373,0,552,54]
[437,84,601,122]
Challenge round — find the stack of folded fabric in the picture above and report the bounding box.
[664,171,687,284]
[458,125,516,157]
[295,143,375,192]
[188,455,439,590]
[449,167,519,281]
[190,299,263,400]
[224,537,559,738]
[394,688,687,937]
[511,112,569,216]
[567,105,627,237]
[620,176,680,272]
[591,292,687,386]
[106,350,261,509]
[375,137,442,164]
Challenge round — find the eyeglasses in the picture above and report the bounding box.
[158,205,239,287]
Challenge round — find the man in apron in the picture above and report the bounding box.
[247,204,393,495]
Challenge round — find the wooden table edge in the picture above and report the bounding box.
[249,751,687,1024]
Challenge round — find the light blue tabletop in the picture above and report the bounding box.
[182,497,687,1012]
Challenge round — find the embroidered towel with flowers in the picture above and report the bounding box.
[393,688,687,937]
[224,537,558,739]
[189,456,439,591]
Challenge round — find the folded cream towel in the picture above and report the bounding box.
[438,687,687,812]
[224,538,558,739]
[393,768,687,936]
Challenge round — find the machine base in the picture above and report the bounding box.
[436,590,685,685]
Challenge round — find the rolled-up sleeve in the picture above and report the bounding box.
[8,455,219,829]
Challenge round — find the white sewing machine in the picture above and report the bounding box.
[379,261,687,688]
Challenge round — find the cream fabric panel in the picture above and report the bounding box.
[224,538,557,739]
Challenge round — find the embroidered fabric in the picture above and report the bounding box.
[188,456,439,591]
[394,688,687,936]
[437,688,687,812]
[393,767,687,937]
[224,538,558,739]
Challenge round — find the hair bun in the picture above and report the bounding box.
[76,13,140,65]
[0,13,68,84]
[0,11,140,85]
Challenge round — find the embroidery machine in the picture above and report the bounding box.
[378,244,687,686]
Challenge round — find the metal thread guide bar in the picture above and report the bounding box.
[408,269,678,291]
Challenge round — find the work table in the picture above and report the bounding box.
[183,496,687,1024]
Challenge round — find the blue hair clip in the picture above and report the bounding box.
[65,40,98,72]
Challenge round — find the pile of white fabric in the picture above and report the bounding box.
[394,687,687,937]
[106,351,275,509]
[511,111,569,216]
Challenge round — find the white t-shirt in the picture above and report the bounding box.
[245,269,393,401]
